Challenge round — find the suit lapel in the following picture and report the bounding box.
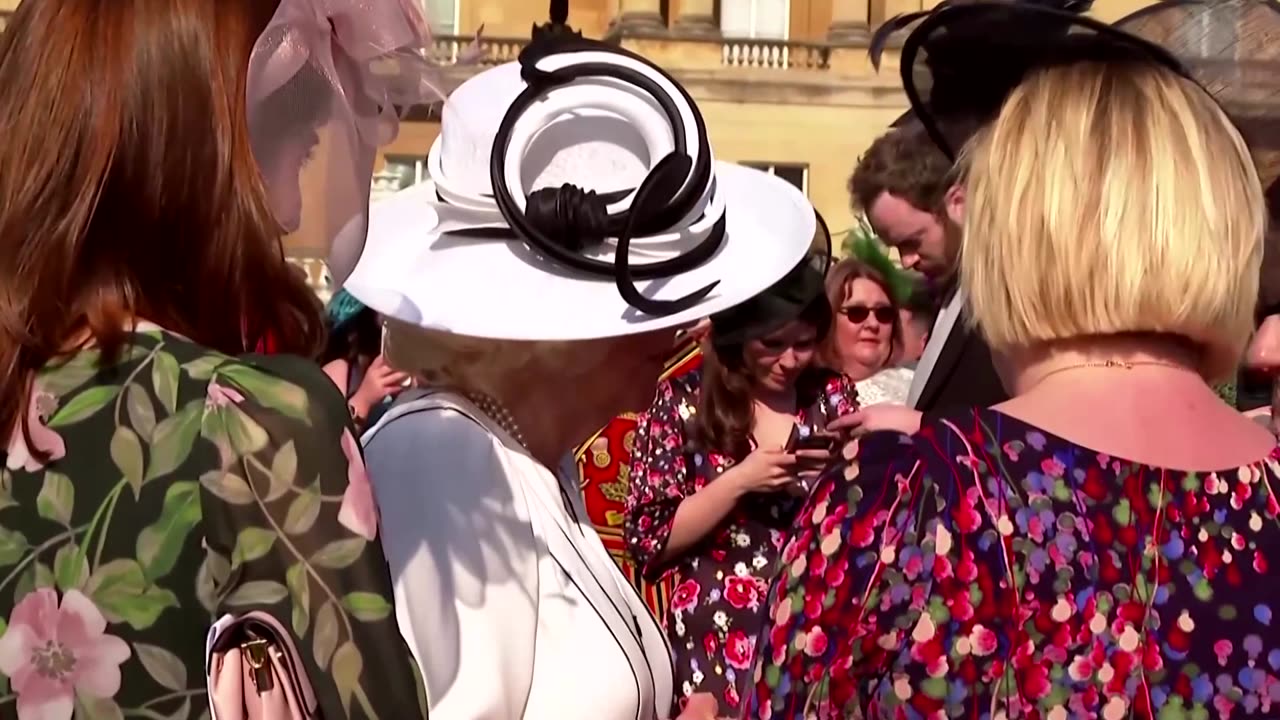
[916,318,970,411]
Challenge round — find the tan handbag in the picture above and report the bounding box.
[206,611,320,720]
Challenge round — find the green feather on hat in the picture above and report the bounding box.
[841,222,917,304]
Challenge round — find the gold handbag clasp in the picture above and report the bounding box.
[242,637,275,693]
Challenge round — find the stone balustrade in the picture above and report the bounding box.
[428,34,527,66]
[426,31,885,80]
[721,39,831,71]
[429,33,851,75]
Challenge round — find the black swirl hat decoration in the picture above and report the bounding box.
[345,0,822,340]
[424,0,728,317]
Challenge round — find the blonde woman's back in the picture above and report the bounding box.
[745,16,1280,718]
[993,340,1277,474]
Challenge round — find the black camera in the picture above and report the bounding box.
[784,422,833,453]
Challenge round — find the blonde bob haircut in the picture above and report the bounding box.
[960,60,1265,382]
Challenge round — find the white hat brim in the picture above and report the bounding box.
[344,162,815,340]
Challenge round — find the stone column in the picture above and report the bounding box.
[614,0,666,32]
[673,0,719,36]
[829,0,871,43]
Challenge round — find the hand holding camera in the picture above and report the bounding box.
[723,423,833,497]
[826,404,923,437]
[784,422,835,493]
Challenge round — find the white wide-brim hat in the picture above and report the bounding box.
[344,34,819,341]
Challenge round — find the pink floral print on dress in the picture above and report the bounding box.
[625,369,858,718]
[204,380,245,409]
[338,428,379,541]
[0,589,131,720]
[6,387,65,473]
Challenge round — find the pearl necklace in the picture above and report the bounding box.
[464,391,528,448]
[467,391,646,648]
[463,389,579,521]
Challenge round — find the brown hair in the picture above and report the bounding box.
[695,295,833,459]
[820,258,904,369]
[0,0,323,444]
[848,121,957,214]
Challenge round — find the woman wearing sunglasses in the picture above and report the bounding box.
[821,256,915,404]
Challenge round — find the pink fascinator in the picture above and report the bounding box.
[245,0,456,285]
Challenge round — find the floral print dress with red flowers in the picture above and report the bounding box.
[0,329,425,720]
[625,368,856,718]
[746,407,1280,720]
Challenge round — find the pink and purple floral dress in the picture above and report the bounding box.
[0,330,423,720]
[746,407,1280,719]
[625,368,856,717]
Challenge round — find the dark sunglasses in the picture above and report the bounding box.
[840,305,896,324]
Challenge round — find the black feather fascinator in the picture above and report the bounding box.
[870,0,1194,160]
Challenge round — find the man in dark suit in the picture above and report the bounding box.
[841,119,1007,429]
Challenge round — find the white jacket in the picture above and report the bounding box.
[362,391,674,720]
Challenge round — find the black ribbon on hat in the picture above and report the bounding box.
[484,11,726,317]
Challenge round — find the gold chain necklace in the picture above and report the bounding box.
[1031,359,1192,389]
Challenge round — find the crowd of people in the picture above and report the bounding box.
[0,0,1279,719]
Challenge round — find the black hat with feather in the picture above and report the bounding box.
[868,0,1199,161]
[870,0,1280,315]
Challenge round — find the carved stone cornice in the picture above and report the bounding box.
[418,32,908,112]
[667,68,905,108]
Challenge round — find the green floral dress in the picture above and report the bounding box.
[0,329,427,720]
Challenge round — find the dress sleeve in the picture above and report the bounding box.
[745,428,943,719]
[624,378,694,580]
[362,407,539,720]
[199,362,427,719]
